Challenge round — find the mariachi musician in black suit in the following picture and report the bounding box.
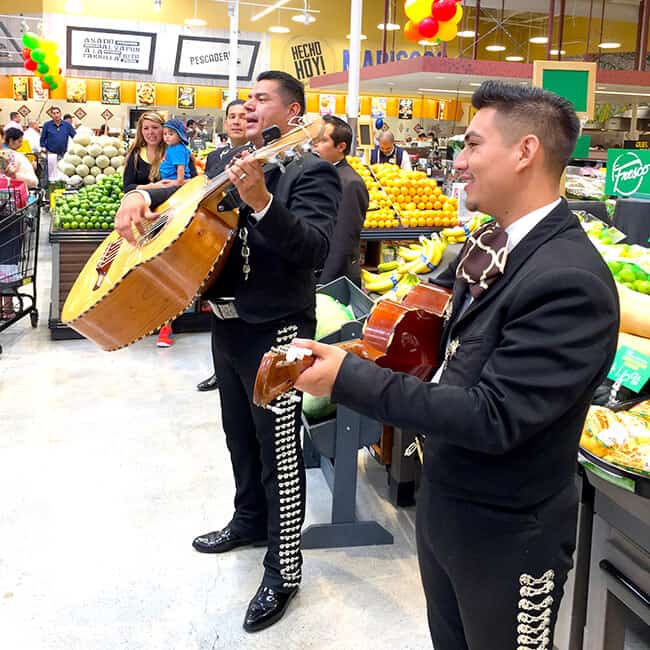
[314,114,369,287]
[115,71,341,633]
[293,82,619,649]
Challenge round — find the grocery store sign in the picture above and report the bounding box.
[66,26,156,74]
[606,149,650,198]
[607,345,650,393]
[174,36,259,80]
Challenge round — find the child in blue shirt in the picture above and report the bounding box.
[159,119,191,186]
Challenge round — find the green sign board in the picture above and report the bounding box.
[542,69,589,112]
[607,345,650,392]
[605,148,650,199]
[571,134,591,159]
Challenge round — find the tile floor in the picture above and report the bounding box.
[0,211,430,649]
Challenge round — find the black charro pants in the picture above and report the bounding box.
[416,478,577,650]
[212,313,315,593]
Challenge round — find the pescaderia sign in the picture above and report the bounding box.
[174,35,260,80]
[66,26,156,74]
[606,149,650,199]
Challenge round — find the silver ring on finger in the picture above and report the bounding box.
[239,172,247,181]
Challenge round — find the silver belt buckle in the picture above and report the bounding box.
[209,300,238,320]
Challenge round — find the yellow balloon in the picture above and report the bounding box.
[451,4,463,25]
[42,40,57,53]
[405,0,433,24]
[438,21,458,42]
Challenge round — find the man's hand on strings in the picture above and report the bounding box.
[291,339,347,397]
[227,151,271,213]
[115,193,159,246]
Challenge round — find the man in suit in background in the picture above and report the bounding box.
[314,115,369,286]
[196,99,249,392]
[115,71,340,633]
[292,81,619,649]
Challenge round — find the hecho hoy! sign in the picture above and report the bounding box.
[606,149,650,199]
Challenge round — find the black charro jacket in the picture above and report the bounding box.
[332,199,619,508]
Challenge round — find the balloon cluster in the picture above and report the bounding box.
[404,0,464,43]
[21,32,63,92]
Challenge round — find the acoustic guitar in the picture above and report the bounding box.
[62,119,325,351]
[253,283,452,409]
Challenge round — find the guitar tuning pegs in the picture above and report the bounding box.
[268,155,286,174]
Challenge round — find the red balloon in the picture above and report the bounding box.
[24,59,37,71]
[22,47,32,60]
[418,16,440,39]
[433,0,457,22]
[41,82,50,90]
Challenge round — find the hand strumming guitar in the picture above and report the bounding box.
[114,193,159,246]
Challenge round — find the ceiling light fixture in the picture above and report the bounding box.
[469,82,482,86]
[269,25,290,32]
[486,44,506,52]
[550,49,566,55]
[529,36,548,44]
[184,0,207,26]
[378,22,400,30]
[457,30,476,38]
[418,39,437,46]
[251,0,292,22]
[597,89,650,97]
[378,0,399,31]
[506,55,525,61]
[598,42,621,49]
[347,33,368,40]
[292,13,315,24]
[418,88,474,95]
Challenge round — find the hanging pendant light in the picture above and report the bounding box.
[185,0,207,27]
[597,1,620,49]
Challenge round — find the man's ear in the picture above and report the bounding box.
[515,134,541,172]
[336,141,347,155]
[288,102,302,120]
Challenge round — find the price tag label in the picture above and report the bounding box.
[607,345,650,393]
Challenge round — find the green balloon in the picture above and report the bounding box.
[31,48,46,63]
[43,74,54,85]
[22,32,40,49]
[37,62,50,74]
[50,83,58,91]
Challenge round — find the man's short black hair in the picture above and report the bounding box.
[9,111,19,121]
[257,70,305,116]
[322,114,353,156]
[186,119,196,127]
[63,113,73,120]
[4,127,23,144]
[225,99,245,117]
[472,81,581,177]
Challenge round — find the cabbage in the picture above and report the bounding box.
[104,166,116,176]
[88,144,103,157]
[82,155,95,168]
[83,175,96,185]
[103,145,118,159]
[62,163,76,177]
[65,154,82,166]
[68,174,82,186]
[95,154,110,169]
[115,165,124,175]
[95,173,107,184]
[110,156,124,168]
[76,164,89,177]
[302,393,337,420]
[90,166,101,177]
[315,293,355,340]
[73,129,92,146]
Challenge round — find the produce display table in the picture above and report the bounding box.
[613,198,650,247]
[48,224,210,340]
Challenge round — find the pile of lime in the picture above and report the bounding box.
[608,260,650,295]
[55,174,123,230]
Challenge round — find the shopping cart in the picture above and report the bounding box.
[0,185,41,354]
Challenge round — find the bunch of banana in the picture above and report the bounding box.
[399,234,446,275]
[361,266,405,293]
[379,272,421,302]
[441,215,483,244]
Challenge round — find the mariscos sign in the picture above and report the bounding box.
[606,149,650,198]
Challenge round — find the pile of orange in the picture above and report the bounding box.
[347,157,460,229]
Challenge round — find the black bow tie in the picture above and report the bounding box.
[456,222,509,299]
